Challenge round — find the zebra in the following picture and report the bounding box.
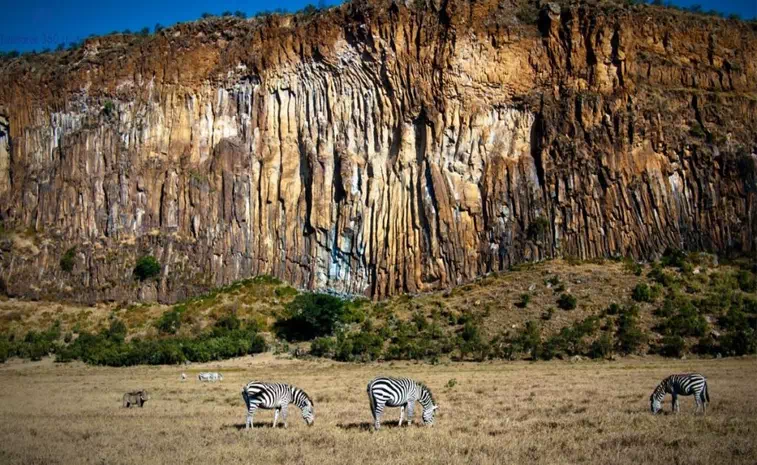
[242,382,315,428]
[650,373,710,415]
[367,377,438,430]
[198,372,223,382]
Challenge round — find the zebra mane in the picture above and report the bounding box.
[293,386,314,406]
[418,382,435,405]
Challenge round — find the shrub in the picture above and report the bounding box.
[648,265,676,287]
[615,305,646,354]
[301,4,318,16]
[154,23,164,33]
[310,337,337,357]
[0,337,10,363]
[589,333,613,359]
[516,293,531,308]
[657,300,708,338]
[660,248,688,268]
[689,123,706,138]
[622,258,643,276]
[201,12,214,18]
[335,332,383,362]
[60,247,76,272]
[139,27,150,36]
[156,307,183,334]
[631,283,652,302]
[105,319,127,343]
[541,308,554,321]
[527,216,549,240]
[134,255,161,281]
[103,100,115,117]
[658,335,686,357]
[459,322,489,361]
[736,270,757,292]
[557,293,577,310]
[515,1,540,24]
[275,293,347,341]
[234,10,247,18]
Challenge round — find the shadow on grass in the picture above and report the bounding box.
[337,421,406,431]
[225,423,276,430]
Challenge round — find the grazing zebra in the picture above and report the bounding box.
[367,377,438,430]
[242,382,314,428]
[198,372,223,382]
[650,373,710,415]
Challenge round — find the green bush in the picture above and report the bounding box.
[275,293,347,341]
[335,332,383,362]
[60,247,76,272]
[658,335,686,357]
[615,305,646,354]
[541,316,599,360]
[106,319,127,343]
[657,298,708,337]
[719,328,757,356]
[527,217,549,240]
[736,270,757,292]
[310,337,337,357]
[557,293,577,310]
[56,324,266,367]
[631,283,652,302]
[134,255,161,281]
[660,248,688,269]
[459,322,489,361]
[156,307,183,334]
[622,258,643,276]
[648,265,676,287]
[516,293,531,308]
[589,333,614,359]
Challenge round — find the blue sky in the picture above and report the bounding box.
[0,0,755,53]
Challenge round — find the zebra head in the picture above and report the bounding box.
[422,404,439,425]
[650,385,664,414]
[294,388,315,426]
[419,384,438,426]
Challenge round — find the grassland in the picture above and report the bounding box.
[0,355,755,465]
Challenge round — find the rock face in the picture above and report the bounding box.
[0,0,756,303]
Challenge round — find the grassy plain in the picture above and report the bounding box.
[0,355,755,465]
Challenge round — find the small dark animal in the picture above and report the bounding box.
[123,390,149,408]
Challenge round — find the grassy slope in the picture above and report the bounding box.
[1,252,753,360]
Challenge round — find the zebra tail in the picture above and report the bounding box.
[704,381,710,403]
[367,383,376,420]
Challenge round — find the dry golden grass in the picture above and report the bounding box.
[0,355,755,465]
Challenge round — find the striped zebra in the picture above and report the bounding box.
[198,372,223,382]
[650,373,710,415]
[242,382,314,428]
[367,377,438,430]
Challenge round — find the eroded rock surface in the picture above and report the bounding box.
[0,0,756,302]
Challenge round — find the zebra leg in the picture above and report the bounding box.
[671,394,679,414]
[246,404,258,429]
[398,405,404,427]
[273,408,280,428]
[406,401,415,425]
[281,403,289,429]
[373,402,384,431]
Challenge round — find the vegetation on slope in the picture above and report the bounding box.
[1,249,756,366]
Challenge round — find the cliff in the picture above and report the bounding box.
[0,0,756,303]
